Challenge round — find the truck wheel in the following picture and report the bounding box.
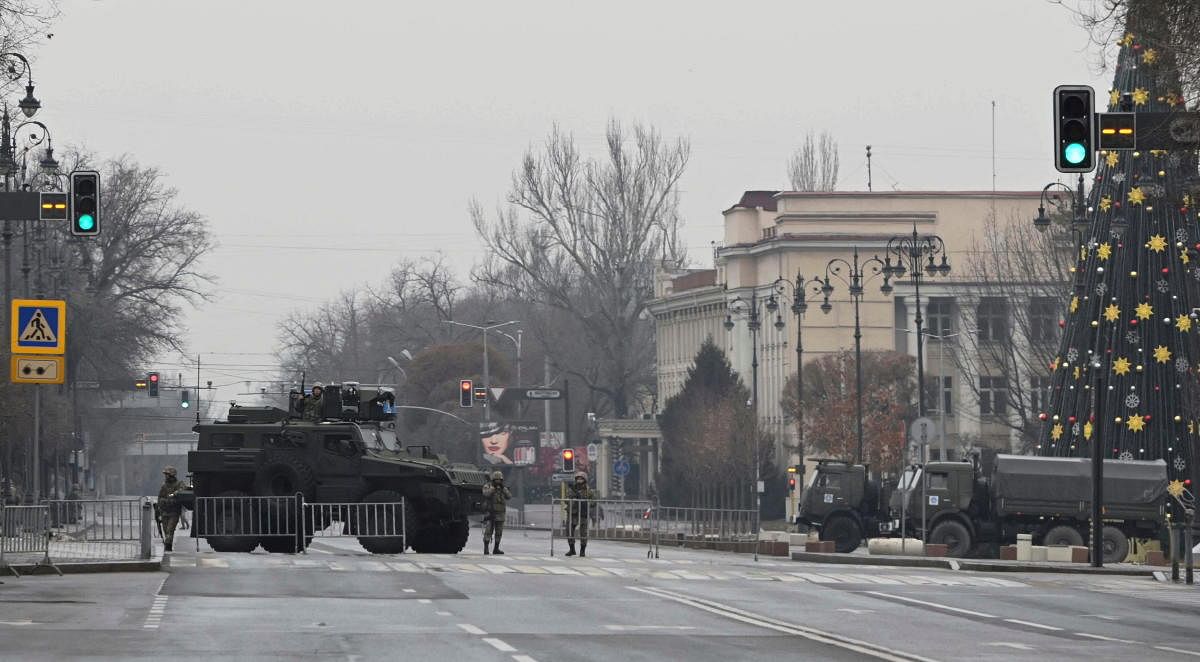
[355,490,416,555]
[257,499,312,554]
[204,490,261,553]
[929,520,972,558]
[253,453,317,499]
[820,516,862,553]
[1101,526,1130,563]
[1043,525,1084,548]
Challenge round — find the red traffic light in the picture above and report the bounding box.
[562,449,574,460]
[149,373,159,383]
[460,380,471,391]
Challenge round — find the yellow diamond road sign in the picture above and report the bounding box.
[11,355,64,384]
[10,298,66,355]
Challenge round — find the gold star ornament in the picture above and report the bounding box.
[1106,152,1119,168]
[1051,423,1064,441]
[1177,314,1193,332]
[1168,479,1186,498]
[1113,357,1132,375]
[1083,420,1093,440]
[1132,88,1150,105]
[1142,48,1159,64]
[1128,187,1146,205]
[1097,242,1112,260]
[1135,302,1153,320]
[1103,304,1121,322]
[1099,196,1113,212]
[1183,248,1192,265]
[1148,234,1167,252]
[1120,33,1134,47]
[1154,345,1172,364]
[1070,296,1080,313]
[1128,415,1146,432]
[1109,89,1121,106]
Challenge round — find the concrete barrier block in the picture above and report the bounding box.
[1145,550,1166,566]
[805,541,834,553]
[789,533,808,546]
[868,537,924,556]
[1070,546,1090,563]
[1030,546,1048,562]
[924,544,948,558]
[1016,534,1033,561]
[1000,545,1017,560]
[1046,546,1073,563]
[763,541,789,557]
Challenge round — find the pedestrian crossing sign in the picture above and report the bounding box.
[10,298,66,354]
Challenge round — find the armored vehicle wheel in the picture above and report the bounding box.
[354,490,415,555]
[1043,525,1084,548]
[1101,526,1130,563]
[254,452,317,499]
[411,519,470,554]
[820,515,862,553]
[929,520,972,558]
[204,490,261,553]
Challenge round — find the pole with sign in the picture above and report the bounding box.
[10,298,67,502]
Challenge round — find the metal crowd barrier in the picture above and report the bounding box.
[194,494,407,552]
[45,499,145,563]
[0,505,60,576]
[651,504,759,559]
[550,498,654,557]
[307,501,406,541]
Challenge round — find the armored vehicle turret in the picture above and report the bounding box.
[187,382,488,554]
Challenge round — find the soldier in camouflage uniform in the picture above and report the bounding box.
[564,471,594,557]
[157,466,189,552]
[302,383,324,421]
[482,470,511,555]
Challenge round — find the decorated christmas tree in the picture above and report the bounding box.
[1037,16,1197,504]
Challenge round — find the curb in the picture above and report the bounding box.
[790,550,1158,576]
[4,559,162,575]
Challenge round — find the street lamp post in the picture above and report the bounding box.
[765,272,825,472]
[443,319,520,422]
[724,288,764,515]
[816,247,892,464]
[883,226,951,418]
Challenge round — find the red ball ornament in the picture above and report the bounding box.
[1116,201,1123,208]
[1059,319,1066,328]
[1039,412,1048,421]
[1131,319,1139,325]
[1089,414,1095,422]
[1144,415,1152,421]
[1107,348,1113,354]
[1118,243,1124,249]
[1068,416,1077,424]
[1163,267,1170,274]
[1155,385,1161,391]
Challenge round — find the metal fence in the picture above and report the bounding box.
[651,504,759,559]
[551,499,655,557]
[194,494,407,553]
[45,499,145,563]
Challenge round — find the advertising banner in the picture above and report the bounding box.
[480,421,540,466]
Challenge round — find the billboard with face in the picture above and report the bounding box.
[480,421,540,466]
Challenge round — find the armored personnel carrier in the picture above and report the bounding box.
[186,382,489,554]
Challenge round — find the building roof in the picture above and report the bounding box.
[724,190,781,213]
[775,190,1047,199]
[670,269,717,292]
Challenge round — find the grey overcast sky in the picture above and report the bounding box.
[33,0,1111,389]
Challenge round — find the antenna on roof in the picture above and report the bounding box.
[866,145,873,192]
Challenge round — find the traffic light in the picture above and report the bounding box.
[134,379,147,390]
[69,170,101,236]
[1054,85,1095,173]
[787,464,799,492]
[180,389,190,409]
[147,372,159,397]
[473,386,487,402]
[459,379,473,407]
[39,192,67,221]
[561,448,575,473]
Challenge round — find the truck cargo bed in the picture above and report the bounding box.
[991,455,1167,519]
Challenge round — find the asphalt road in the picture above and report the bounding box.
[1,526,1197,661]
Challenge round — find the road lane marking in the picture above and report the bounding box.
[436,611,452,616]
[545,566,580,575]
[386,562,421,572]
[984,643,1031,651]
[1075,632,1140,644]
[483,638,517,652]
[790,573,842,583]
[604,625,697,631]
[482,565,516,574]
[513,565,547,574]
[512,656,538,662]
[1004,618,1061,631]
[631,586,937,662]
[402,588,416,593]
[418,599,431,604]
[863,592,997,619]
[457,624,487,635]
[1155,645,1200,658]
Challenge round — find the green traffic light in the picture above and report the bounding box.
[1064,142,1087,165]
[77,214,95,231]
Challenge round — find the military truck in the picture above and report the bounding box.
[185,382,490,555]
[799,454,1169,561]
[794,459,895,553]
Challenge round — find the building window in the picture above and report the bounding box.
[1029,375,1053,413]
[926,298,955,339]
[1029,297,1057,344]
[979,376,1008,416]
[977,298,1008,343]
[927,376,953,416]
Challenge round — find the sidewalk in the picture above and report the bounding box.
[790,548,1163,575]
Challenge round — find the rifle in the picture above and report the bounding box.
[152,502,164,538]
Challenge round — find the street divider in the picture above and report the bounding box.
[194,493,407,554]
[2,498,153,576]
[551,498,654,557]
[549,499,762,559]
[651,504,759,559]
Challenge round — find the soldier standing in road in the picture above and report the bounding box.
[482,470,511,555]
[565,471,594,557]
[303,383,324,421]
[157,466,188,552]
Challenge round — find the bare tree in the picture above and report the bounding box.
[472,119,689,417]
[787,130,839,192]
[950,210,1073,451]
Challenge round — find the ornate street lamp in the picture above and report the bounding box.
[883,226,951,418]
[817,247,891,463]
[765,272,826,471]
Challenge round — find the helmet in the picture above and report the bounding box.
[491,471,504,480]
[162,466,177,477]
[574,471,587,481]
[480,422,503,436]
